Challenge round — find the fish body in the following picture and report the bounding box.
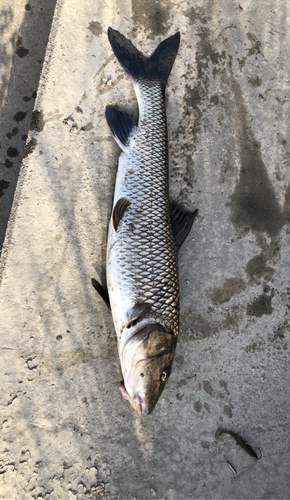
[93,28,197,415]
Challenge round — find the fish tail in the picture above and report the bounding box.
[108,27,180,86]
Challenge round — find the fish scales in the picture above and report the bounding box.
[108,78,179,339]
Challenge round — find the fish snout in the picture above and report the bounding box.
[119,383,150,415]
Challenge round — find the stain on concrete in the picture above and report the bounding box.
[228,74,290,239]
[245,252,275,282]
[13,111,27,123]
[245,341,265,353]
[6,127,19,139]
[4,159,13,168]
[185,5,208,25]
[7,147,19,158]
[80,122,94,132]
[177,379,187,388]
[247,292,273,317]
[210,94,219,105]
[211,277,247,305]
[248,76,262,87]
[16,46,29,58]
[221,309,240,331]
[219,380,230,395]
[247,33,263,57]
[88,21,102,37]
[172,24,226,205]
[0,180,10,198]
[268,321,288,350]
[56,348,96,373]
[182,311,217,341]
[29,109,45,132]
[277,133,287,147]
[23,137,37,158]
[223,404,233,418]
[194,401,202,412]
[204,403,210,412]
[203,381,214,396]
[12,33,29,58]
[132,0,171,38]
[238,32,264,69]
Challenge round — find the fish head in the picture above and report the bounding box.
[120,323,177,415]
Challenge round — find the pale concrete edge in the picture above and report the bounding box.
[0,0,65,284]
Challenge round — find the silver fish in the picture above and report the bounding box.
[92,28,197,415]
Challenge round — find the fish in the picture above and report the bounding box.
[215,429,260,460]
[92,28,198,415]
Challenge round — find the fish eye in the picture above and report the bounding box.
[160,367,171,382]
[140,373,144,377]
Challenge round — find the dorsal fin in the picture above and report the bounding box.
[113,197,131,231]
[171,201,198,248]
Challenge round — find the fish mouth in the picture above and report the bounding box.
[119,382,148,415]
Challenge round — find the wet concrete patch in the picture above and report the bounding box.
[202,380,214,396]
[7,147,19,158]
[182,311,217,341]
[4,159,13,169]
[247,292,273,317]
[55,348,97,373]
[88,20,102,37]
[132,0,171,37]
[6,127,19,139]
[23,136,37,158]
[228,74,289,239]
[245,252,275,282]
[0,180,9,198]
[13,111,27,123]
[248,76,262,87]
[172,23,226,204]
[29,109,45,132]
[211,277,247,305]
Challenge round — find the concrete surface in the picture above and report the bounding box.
[0,0,57,250]
[0,0,290,498]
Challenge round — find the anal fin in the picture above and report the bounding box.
[91,278,111,310]
[171,201,198,249]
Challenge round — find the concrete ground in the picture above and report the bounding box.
[0,0,57,250]
[0,0,290,498]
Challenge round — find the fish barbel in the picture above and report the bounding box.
[92,28,197,415]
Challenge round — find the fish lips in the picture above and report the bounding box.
[122,323,177,415]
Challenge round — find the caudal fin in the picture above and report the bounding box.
[108,27,180,86]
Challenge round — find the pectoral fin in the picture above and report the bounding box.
[113,197,131,231]
[171,201,198,249]
[91,278,111,310]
